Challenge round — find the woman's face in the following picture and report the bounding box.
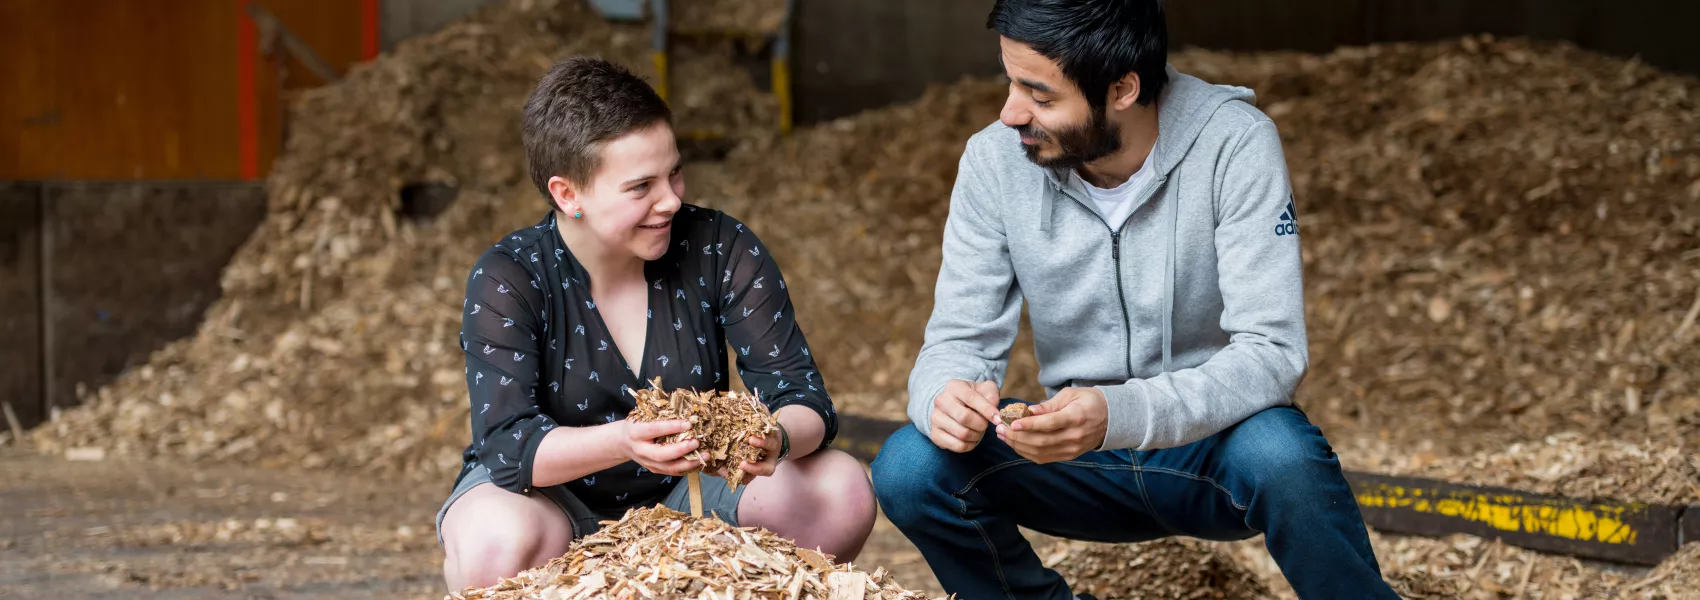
[551,121,684,261]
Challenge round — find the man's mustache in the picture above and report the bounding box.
[1016,124,1050,142]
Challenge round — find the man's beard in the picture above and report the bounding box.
[1016,108,1122,170]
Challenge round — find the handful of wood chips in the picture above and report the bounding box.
[627,378,778,489]
[450,506,945,600]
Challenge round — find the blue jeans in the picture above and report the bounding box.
[872,403,1398,600]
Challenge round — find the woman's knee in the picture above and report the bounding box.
[813,450,876,527]
[441,488,571,589]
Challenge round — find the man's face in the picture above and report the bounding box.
[997,37,1121,170]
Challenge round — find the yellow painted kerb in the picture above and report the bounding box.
[1358,484,1643,545]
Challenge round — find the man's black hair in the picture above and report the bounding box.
[988,0,1169,109]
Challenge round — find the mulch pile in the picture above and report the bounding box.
[1042,539,1270,600]
[449,506,941,600]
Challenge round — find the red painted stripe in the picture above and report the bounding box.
[361,0,380,60]
[236,0,259,180]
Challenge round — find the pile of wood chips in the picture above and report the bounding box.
[450,506,942,600]
[628,378,778,487]
[1041,539,1270,600]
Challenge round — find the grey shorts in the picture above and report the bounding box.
[435,464,746,547]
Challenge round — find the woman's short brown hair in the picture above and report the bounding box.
[522,57,671,208]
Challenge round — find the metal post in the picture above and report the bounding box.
[37,186,53,420]
[773,0,796,135]
[651,0,670,102]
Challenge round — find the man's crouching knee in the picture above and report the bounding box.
[871,425,951,529]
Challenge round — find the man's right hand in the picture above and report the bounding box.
[620,419,702,476]
[928,379,1001,453]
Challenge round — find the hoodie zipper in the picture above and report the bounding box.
[1109,230,1134,380]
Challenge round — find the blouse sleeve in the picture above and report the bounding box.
[713,215,838,452]
[460,248,557,493]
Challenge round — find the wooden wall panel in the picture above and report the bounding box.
[0,0,372,181]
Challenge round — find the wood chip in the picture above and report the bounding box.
[997,403,1031,424]
[449,506,941,600]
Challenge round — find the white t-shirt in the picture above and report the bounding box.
[1073,151,1157,231]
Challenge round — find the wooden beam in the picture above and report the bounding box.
[830,413,1690,565]
[1348,472,1680,566]
[1682,505,1699,548]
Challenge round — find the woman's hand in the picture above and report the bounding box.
[719,429,784,485]
[620,419,702,476]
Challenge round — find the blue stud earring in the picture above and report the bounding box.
[573,210,582,219]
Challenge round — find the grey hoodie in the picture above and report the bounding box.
[907,66,1308,451]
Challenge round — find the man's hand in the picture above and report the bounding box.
[996,387,1108,464]
[929,379,1001,453]
[620,419,702,476]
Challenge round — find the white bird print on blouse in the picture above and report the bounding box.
[577,399,590,410]
[753,277,764,289]
[470,304,482,315]
[658,355,670,367]
[482,345,495,355]
[502,318,514,328]
[512,351,524,362]
[499,376,513,386]
[585,300,596,309]
[497,283,508,294]
[575,325,585,335]
[583,476,596,486]
[749,246,760,257]
[598,340,609,351]
[739,346,751,356]
[673,318,683,331]
[475,372,484,385]
[481,403,490,413]
[768,345,780,357]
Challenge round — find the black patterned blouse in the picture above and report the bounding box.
[455,206,837,509]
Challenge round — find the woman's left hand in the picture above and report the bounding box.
[720,431,783,485]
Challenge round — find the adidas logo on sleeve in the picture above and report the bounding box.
[1274,195,1300,236]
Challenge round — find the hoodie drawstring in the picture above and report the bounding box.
[1161,175,1176,374]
